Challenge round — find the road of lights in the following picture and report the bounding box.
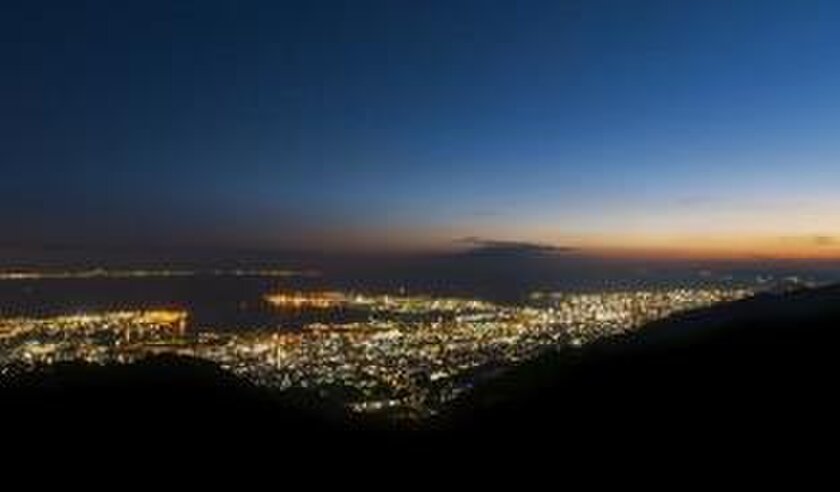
[0,287,752,418]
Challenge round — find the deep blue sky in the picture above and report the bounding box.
[3,0,840,257]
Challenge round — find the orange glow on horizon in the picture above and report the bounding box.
[243,223,840,262]
[563,233,840,261]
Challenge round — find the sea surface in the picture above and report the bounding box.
[1,255,838,331]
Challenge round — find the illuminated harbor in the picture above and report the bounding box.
[264,291,496,313]
[0,287,752,418]
[264,292,348,309]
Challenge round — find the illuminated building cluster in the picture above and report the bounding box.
[0,311,188,367]
[0,287,752,418]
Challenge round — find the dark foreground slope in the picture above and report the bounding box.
[0,355,358,439]
[438,284,840,440]
[2,285,840,445]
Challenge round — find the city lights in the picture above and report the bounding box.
[0,288,752,419]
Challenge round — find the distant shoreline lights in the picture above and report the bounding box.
[0,269,320,281]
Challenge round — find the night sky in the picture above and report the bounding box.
[3,0,840,259]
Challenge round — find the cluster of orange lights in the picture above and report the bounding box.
[264,292,347,309]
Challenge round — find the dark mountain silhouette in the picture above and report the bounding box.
[436,284,840,442]
[0,355,358,440]
[3,285,840,445]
